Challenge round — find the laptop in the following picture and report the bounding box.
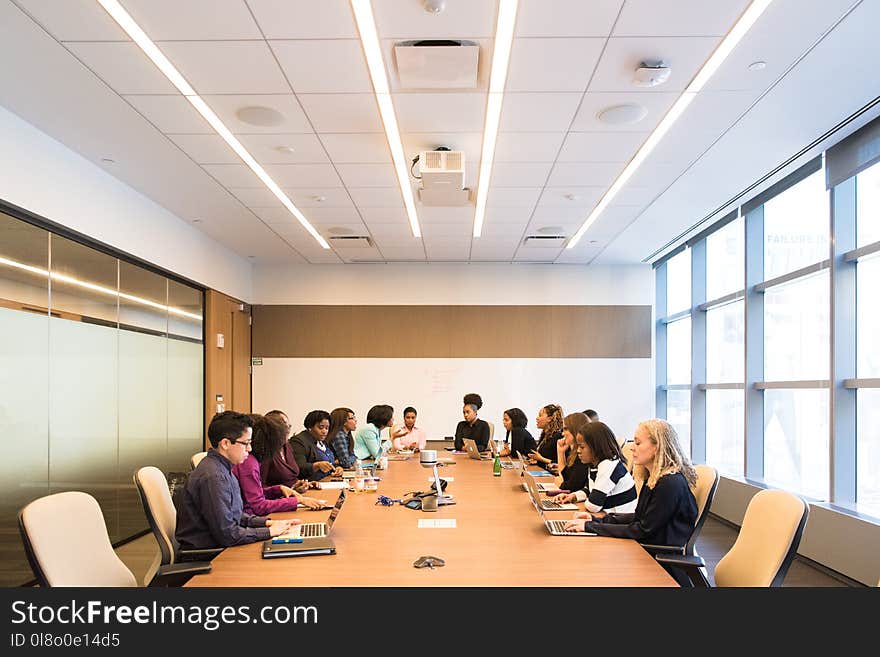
[463,438,492,461]
[277,488,347,539]
[523,472,577,511]
[516,451,556,488]
[527,489,596,537]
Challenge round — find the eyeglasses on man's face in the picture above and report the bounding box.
[232,439,252,448]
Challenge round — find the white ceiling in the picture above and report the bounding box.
[0,0,876,266]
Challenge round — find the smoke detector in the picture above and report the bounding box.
[417,149,470,206]
[633,61,671,88]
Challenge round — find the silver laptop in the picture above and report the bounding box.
[463,438,492,461]
[516,451,558,490]
[279,489,347,539]
[523,472,577,511]
[527,488,597,537]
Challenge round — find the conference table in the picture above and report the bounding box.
[185,453,676,587]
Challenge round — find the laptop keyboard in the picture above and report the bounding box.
[541,500,564,510]
[546,519,574,533]
[287,523,326,539]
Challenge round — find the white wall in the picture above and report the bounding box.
[252,263,653,306]
[0,106,252,301]
[251,262,655,441]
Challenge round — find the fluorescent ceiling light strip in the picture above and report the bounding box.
[567,0,772,249]
[0,255,202,320]
[96,0,329,250]
[473,0,518,238]
[351,0,421,238]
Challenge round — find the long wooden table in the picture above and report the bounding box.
[185,454,676,587]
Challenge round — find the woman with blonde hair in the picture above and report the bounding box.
[529,403,564,472]
[564,418,697,548]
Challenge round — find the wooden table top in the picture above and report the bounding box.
[185,454,676,587]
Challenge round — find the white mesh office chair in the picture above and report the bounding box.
[190,451,207,470]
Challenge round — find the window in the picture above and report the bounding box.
[706,217,744,300]
[764,273,830,381]
[706,302,743,383]
[763,170,828,279]
[706,390,743,477]
[856,162,880,247]
[857,389,880,517]
[857,255,880,377]
[666,249,691,314]
[666,317,691,385]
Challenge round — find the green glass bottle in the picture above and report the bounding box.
[493,452,502,477]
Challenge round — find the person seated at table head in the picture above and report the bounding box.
[232,414,326,515]
[529,403,564,471]
[262,409,317,492]
[175,411,299,550]
[327,407,359,469]
[354,404,395,460]
[498,407,536,458]
[553,412,591,492]
[454,393,490,451]
[554,421,637,516]
[583,408,599,422]
[290,410,343,481]
[393,406,427,451]
[564,418,696,548]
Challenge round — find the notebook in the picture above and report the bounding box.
[463,438,492,461]
[276,489,347,540]
[261,535,336,558]
[527,491,597,537]
[523,472,578,511]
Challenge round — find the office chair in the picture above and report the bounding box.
[657,488,809,587]
[134,466,222,586]
[190,451,207,470]
[642,465,719,557]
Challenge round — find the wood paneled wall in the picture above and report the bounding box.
[205,290,251,442]
[252,305,651,359]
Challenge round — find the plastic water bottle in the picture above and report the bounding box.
[379,444,389,470]
[354,459,365,492]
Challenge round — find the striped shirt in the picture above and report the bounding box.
[573,457,637,513]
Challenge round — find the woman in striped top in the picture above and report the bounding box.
[554,421,637,521]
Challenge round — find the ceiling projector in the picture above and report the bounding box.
[417,148,470,206]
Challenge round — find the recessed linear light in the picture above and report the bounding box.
[567,0,772,249]
[473,0,518,239]
[0,255,202,321]
[96,0,329,250]
[351,0,422,239]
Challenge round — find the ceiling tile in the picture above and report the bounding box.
[334,245,384,262]
[123,0,262,40]
[547,162,624,187]
[371,0,496,39]
[295,206,362,225]
[286,188,355,208]
[525,216,582,233]
[124,94,211,133]
[227,187,282,208]
[271,40,372,93]
[237,133,329,164]
[485,206,535,223]
[494,132,565,162]
[381,251,426,262]
[335,163,398,187]
[167,134,241,164]
[531,205,592,223]
[394,94,486,133]
[159,41,289,94]
[514,251,563,262]
[571,91,679,132]
[66,42,177,94]
[500,93,582,131]
[320,133,392,164]
[349,188,405,207]
[247,0,359,39]
[421,223,473,238]
[202,94,313,134]
[612,0,749,37]
[487,187,542,207]
[317,223,371,237]
[17,0,128,41]
[588,36,720,93]
[419,207,475,224]
[537,187,605,208]
[557,131,649,162]
[359,207,408,224]
[402,133,483,168]
[262,163,342,187]
[478,223,528,239]
[202,163,262,187]
[490,162,553,187]
[515,0,623,37]
[368,223,416,237]
[507,38,604,92]
[299,94,382,132]
[371,235,423,248]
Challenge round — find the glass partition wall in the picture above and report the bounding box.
[0,208,204,586]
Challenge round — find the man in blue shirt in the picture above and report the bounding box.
[176,411,298,549]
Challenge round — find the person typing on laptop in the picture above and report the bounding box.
[176,411,299,550]
[453,393,490,451]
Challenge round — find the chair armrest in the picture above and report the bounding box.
[641,543,685,556]
[178,547,224,562]
[655,554,710,587]
[149,562,212,587]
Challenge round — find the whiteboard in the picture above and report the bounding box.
[252,357,653,444]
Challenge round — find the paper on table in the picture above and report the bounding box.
[417,519,457,528]
[428,476,454,482]
[316,481,347,489]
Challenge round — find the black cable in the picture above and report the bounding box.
[410,156,421,179]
